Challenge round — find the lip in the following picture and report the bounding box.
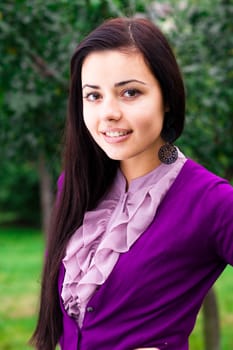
[101,128,132,144]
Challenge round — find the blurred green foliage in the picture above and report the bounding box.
[0,0,152,226]
[0,160,40,225]
[0,0,232,226]
[169,0,233,179]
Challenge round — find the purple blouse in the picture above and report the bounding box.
[58,159,233,350]
[62,150,187,325]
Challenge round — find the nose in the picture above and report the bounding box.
[99,96,122,121]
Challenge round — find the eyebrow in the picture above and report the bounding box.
[82,79,146,90]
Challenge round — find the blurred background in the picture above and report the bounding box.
[0,0,232,349]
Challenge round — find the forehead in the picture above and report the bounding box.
[81,49,155,85]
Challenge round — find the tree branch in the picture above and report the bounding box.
[29,51,68,88]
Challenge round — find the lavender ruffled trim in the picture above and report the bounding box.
[61,150,187,325]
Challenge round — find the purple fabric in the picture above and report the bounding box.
[58,159,233,350]
[61,153,186,325]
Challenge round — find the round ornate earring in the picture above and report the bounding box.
[158,143,178,164]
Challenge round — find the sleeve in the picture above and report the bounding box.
[211,180,233,266]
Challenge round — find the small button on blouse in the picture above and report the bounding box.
[87,306,94,313]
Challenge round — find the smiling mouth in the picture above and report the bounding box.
[105,130,131,137]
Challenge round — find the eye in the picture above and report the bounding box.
[83,91,101,101]
[123,88,141,98]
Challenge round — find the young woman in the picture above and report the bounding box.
[31,17,233,350]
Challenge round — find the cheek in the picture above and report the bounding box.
[134,99,165,128]
[83,109,94,132]
[83,113,100,144]
[135,113,164,133]
[83,115,89,130]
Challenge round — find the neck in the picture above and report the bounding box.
[120,155,162,187]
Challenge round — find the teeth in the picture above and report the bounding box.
[105,131,129,137]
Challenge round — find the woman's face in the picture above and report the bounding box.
[81,49,166,176]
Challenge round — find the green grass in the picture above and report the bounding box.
[0,227,232,349]
[215,267,233,349]
[189,266,233,350]
[0,227,44,350]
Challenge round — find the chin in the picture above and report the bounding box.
[105,152,124,161]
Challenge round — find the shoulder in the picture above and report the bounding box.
[169,159,233,221]
[172,159,233,263]
[177,159,233,225]
[178,159,233,196]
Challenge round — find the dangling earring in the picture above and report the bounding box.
[158,143,178,164]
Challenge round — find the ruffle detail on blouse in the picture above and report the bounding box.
[62,151,187,325]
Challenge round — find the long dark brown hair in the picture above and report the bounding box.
[30,17,185,349]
